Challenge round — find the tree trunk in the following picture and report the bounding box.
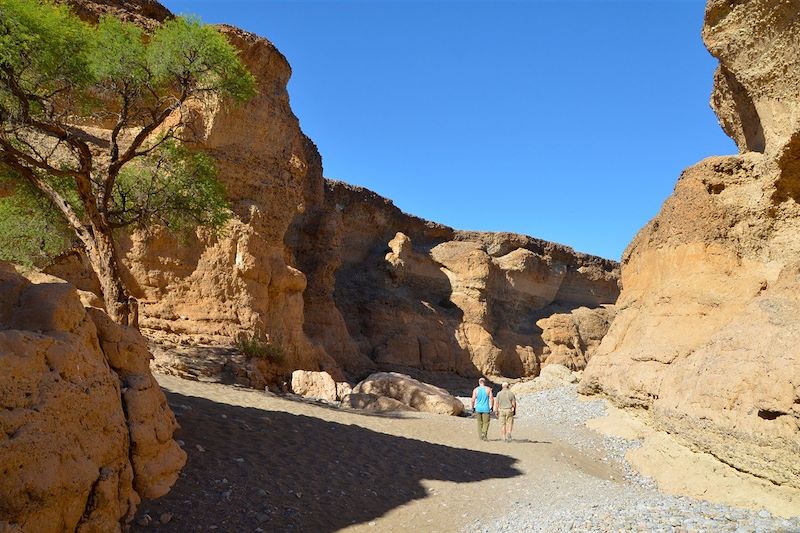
[84,227,132,326]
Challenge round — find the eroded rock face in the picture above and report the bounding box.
[352,372,464,416]
[0,263,185,531]
[52,0,619,385]
[536,305,616,370]
[582,0,800,491]
[704,0,800,153]
[290,182,619,380]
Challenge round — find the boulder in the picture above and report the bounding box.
[0,263,185,531]
[341,393,415,413]
[336,381,353,401]
[290,370,337,402]
[511,363,579,394]
[353,372,464,416]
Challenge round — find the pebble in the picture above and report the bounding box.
[464,385,800,533]
[159,512,173,524]
[135,513,152,527]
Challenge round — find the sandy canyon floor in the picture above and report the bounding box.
[130,375,800,533]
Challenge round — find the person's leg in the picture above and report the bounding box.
[480,413,489,440]
[507,415,514,441]
[476,412,483,439]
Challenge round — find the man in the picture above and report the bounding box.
[471,377,494,441]
[494,382,517,442]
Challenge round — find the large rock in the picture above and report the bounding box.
[536,305,616,370]
[341,393,415,413]
[353,372,464,416]
[290,370,337,402]
[582,0,800,492]
[511,363,579,394]
[0,263,185,531]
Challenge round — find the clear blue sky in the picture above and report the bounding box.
[162,0,736,261]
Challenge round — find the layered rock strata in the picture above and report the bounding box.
[581,0,800,492]
[0,263,185,531]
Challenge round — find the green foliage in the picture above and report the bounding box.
[0,0,95,115]
[0,0,256,117]
[111,140,230,233]
[148,16,256,103]
[0,0,256,269]
[0,175,73,266]
[90,16,147,87]
[236,332,286,364]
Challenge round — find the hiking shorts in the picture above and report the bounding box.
[499,408,514,424]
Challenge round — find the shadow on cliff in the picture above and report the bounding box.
[131,391,521,532]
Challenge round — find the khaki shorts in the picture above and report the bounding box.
[499,408,514,424]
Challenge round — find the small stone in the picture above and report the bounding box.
[234,457,245,463]
[136,514,152,527]
[159,512,173,524]
[195,444,206,452]
[257,489,268,497]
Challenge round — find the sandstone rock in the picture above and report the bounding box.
[50,0,619,386]
[290,370,337,402]
[353,372,464,416]
[0,263,184,531]
[340,393,415,413]
[536,305,616,370]
[335,381,352,401]
[581,0,800,492]
[703,0,800,154]
[511,363,579,394]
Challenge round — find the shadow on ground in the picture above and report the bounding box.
[131,390,521,532]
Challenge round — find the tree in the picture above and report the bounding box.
[0,0,256,324]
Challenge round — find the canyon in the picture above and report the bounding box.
[2,0,800,529]
[47,0,620,387]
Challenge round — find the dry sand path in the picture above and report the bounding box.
[131,374,618,533]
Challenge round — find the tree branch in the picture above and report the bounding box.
[1,156,92,243]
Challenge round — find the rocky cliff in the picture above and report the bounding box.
[581,0,800,492]
[50,0,619,384]
[0,262,185,531]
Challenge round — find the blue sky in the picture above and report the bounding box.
[162,0,736,261]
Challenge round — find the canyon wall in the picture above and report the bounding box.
[288,181,619,379]
[0,262,185,531]
[581,0,800,491]
[53,0,619,383]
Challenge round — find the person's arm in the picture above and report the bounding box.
[470,389,477,411]
[489,389,495,413]
[512,396,517,416]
